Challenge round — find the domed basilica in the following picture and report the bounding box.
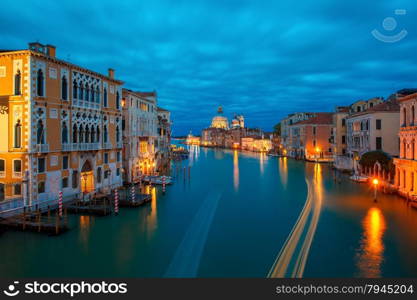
[210,106,229,129]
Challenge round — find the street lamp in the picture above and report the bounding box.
[315,147,320,162]
[372,178,379,202]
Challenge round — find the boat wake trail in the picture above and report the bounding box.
[164,190,221,278]
[268,164,323,278]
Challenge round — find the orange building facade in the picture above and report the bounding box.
[394,92,417,197]
[0,42,123,209]
[289,113,334,161]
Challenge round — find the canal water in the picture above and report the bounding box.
[1,146,417,278]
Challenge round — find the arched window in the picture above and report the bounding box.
[84,83,89,101]
[91,127,95,143]
[103,88,108,107]
[79,83,84,100]
[104,125,108,143]
[79,125,84,143]
[14,120,22,148]
[85,126,90,143]
[37,69,44,96]
[96,126,100,143]
[116,91,120,109]
[116,125,120,142]
[62,122,68,144]
[72,124,78,143]
[36,120,45,144]
[73,80,78,99]
[96,87,100,103]
[61,76,68,100]
[14,70,21,95]
[403,107,407,127]
[91,85,95,102]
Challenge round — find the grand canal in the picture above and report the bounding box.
[1,145,417,278]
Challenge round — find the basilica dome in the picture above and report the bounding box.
[210,106,229,129]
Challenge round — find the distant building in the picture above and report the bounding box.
[289,113,334,161]
[346,98,400,173]
[121,89,157,182]
[185,132,200,145]
[331,106,349,170]
[280,112,316,152]
[156,107,171,174]
[210,106,229,129]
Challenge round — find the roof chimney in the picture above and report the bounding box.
[46,44,56,57]
[108,68,115,79]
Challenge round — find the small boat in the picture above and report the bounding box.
[267,153,281,157]
[349,175,368,183]
[143,175,173,185]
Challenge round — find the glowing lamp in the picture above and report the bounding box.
[373,178,379,186]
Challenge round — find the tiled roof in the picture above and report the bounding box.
[293,113,333,125]
[350,99,399,116]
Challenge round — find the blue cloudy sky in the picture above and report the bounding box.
[1,0,417,135]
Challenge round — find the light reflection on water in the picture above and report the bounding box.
[278,157,288,188]
[356,207,386,278]
[233,150,239,191]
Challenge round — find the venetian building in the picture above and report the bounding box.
[121,89,158,182]
[211,106,229,129]
[394,92,417,197]
[156,107,171,174]
[0,42,123,209]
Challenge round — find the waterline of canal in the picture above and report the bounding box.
[1,146,417,278]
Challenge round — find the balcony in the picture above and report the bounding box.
[73,99,100,110]
[103,142,112,149]
[35,144,49,153]
[69,143,100,151]
[62,143,72,151]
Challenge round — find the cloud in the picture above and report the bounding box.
[1,0,416,135]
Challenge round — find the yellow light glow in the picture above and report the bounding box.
[373,178,379,185]
[315,147,320,153]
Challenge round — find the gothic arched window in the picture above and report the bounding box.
[37,69,44,96]
[91,85,95,102]
[79,83,84,100]
[103,88,108,107]
[62,76,68,100]
[104,125,108,143]
[116,91,120,109]
[15,70,21,95]
[91,127,96,143]
[116,125,120,142]
[62,122,68,144]
[85,126,90,143]
[36,120,45,144]
[96,126,100,143]
[79,125,84,143]
[84,83,89,101]
[73,80,78,99]
[72,124,78,143]
[14,120,22,148]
